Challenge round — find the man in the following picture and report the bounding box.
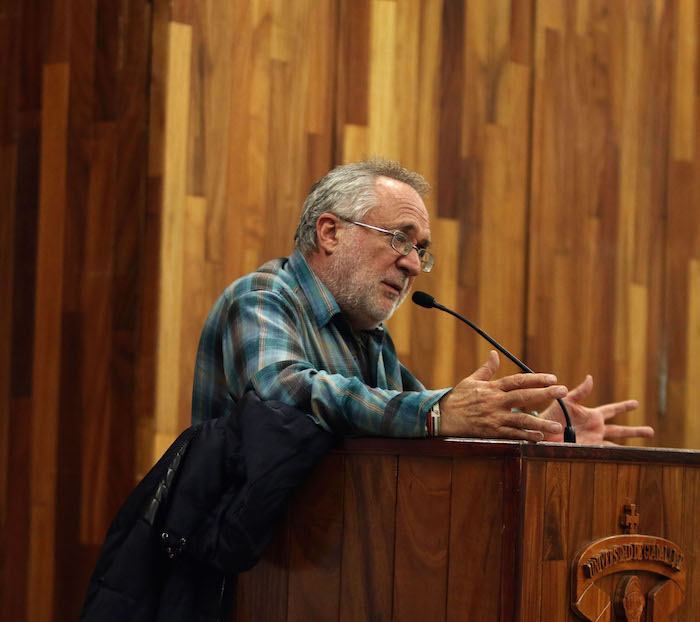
[192,158,654,445]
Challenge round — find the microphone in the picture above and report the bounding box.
[412,291,576,443]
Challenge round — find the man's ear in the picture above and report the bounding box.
[315,213,342,254]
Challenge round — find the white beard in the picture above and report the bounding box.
[323,233,409,330]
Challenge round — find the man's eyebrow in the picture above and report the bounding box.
[394,222,432,248]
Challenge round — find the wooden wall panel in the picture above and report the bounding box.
[339,454,397,622]
[446,459,505,622]
[527,0,693,448]
[151,0,339,456]
[1,1,153,621]
[393,457,452,621]
[3,0,700,620]
[335,0,535,385]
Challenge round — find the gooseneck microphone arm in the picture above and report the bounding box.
[412,291,576,443]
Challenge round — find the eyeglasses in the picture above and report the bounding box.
[342,219,435,273]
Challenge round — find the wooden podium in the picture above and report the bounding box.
[231,439,700,621]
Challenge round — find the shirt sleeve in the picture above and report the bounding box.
[221,289,449,438]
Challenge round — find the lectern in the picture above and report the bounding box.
[231,439,700,621]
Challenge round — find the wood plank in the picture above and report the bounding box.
[637,464,664,536]
[0,398,32,622]
[0,4,20,143]
[685,260,700,445]
[28,60,70,622]
[54,311,87,619]
[542,461,570,561]
[430,218,459,388]
[446,458,503,622]
[567,461,594,557]
[540,560,568,621]
[18,0,45,111]
[94,0,120,122]
[671,0,696,160]
[592,462,618,537]
[527,0,673,440]
[110,0,151,504]
[45,0,70,63]
[393,456,452,622]
[153,21,192,459]
[436,0,465,221]
[178,195,210,433]
[287,453,344,621]
[0,144,16,528]
[11,117,41,401]
[79,121,117,543]
[679,467,700,622]
[339,0,370,127]
[665,159,697,448]
[368,0,399,157]
[234,519,290,622]
[339,454,397,622]
[519,461,545,622]
[134,176,163,479]
[661,465,684,543]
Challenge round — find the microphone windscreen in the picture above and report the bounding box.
[412,291,435,309]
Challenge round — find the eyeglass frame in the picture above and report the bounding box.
[338,217,435,273]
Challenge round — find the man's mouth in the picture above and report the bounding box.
[382,281,405,296]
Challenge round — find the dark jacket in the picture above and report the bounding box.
[80,391,335,622]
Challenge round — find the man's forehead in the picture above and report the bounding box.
[369,178,431,241]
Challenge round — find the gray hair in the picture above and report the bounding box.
[294,158,431,254]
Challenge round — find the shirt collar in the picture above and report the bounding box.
[287,249,342,328]
[287,249,385,335]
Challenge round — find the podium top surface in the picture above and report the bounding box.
[335,437,700,465]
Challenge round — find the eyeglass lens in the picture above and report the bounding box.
[391,232,434,272]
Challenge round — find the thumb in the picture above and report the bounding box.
[469,350,500,381]
[565,374,593,403]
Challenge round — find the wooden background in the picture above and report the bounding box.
[1,0,699,620]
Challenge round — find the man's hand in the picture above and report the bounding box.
[439,351,566,441]
[540,375,655,444]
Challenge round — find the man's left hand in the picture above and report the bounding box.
[540,375,655,445]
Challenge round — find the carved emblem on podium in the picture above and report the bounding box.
[571,505,686,622]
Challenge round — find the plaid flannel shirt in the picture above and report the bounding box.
[191,250,448,437]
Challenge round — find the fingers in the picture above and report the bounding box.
[502,410,563,437]
[601,399,639,420]
[468,350,500,381]
[502,385,568,412]
[463,412,561,442]
[603,425,655,440]
[497,372,560,392]
[565,374,594,402]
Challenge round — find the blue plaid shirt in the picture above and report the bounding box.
[191,250,448,436]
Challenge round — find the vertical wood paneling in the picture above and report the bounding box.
[519,461,545,622]
[234,521,290,622]
[287,453,344,621]
[4,1,700,620]
[680,467,700,622]
[339,454,397,622]
[393,456,451,622]
[1,1,154,620]
[592,462,618,537]
[528,0,690,447]
[687,260,700,442]
[446,459,504,622]
[28,61,70,622]
[154,21,192,458]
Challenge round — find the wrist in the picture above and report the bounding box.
[426,401,441,436]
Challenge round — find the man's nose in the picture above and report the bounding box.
[396,248,422,276]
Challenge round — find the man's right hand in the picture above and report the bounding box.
[438,350,566,441]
